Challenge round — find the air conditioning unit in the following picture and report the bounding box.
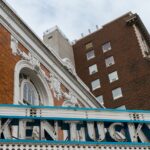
[108,63,113,66]
[111,78,117,82]
[144,50,150,60]
[91,70,96,74]
[144,50,150,56]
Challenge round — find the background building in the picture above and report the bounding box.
[73,12,150,110]
[43,25,75,67]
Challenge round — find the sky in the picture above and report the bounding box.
[5,0,150,41]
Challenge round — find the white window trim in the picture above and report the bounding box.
[20,79,39,106]
[86,50,95,60]
[89,64,98,75]
[105,56,115,67]
[108,71,119,83]
[116,105,126,110]
[102,42,111,53]
[114,94,122,100]
[96,95,104,105]
[112,87,123,100]
[14,60,54,106]
[85,42,93,49]
[91,79,101,91]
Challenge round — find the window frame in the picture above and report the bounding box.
[89,64,98,75]
[115,105,126,110]
[102,42,111,53]
[20,79,40,105]
[105,56,115,67]
[91,79,101,91]
[108,71,119,83]
[96,95,104,104]
[85,42,93,50]
[112,87,123,100]
[86,50,95,60]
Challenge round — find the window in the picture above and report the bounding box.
[108,71,119,83]
[86,50,95,60]
[89,64,98,75]
[85,42,93,49]
[91,79,100,91]
[16,62,53,106]
[115,105,126,110]
[112,87,123,100]
[96,95,104,104]
[102,42,111,53]
[105,56,115,67]
[21,79,39,105]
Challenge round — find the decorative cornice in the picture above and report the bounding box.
[126,13,150,48]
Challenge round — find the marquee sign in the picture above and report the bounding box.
[0,105,150,144]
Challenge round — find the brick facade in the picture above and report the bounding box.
[73,13,150,110]
[0,25,20,104]
[0,24,85,107]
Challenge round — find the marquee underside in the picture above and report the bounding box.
[0,140,149,150]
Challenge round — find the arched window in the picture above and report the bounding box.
[20,73,40,106]
[14,60,54,106]
[22,80,39,105]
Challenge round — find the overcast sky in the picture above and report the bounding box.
[6,0,150,41]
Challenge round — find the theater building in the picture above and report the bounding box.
[73,12,150,110]
[0,0,150,149]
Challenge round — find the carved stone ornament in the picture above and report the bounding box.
[28,53,40,72]
[11,35,18,55]
[49,74,62,100]
[62,91,79,107]
[10,35,41,72]
[10,35,30,59]
[62,58,77,76]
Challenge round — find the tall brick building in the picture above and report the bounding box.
[73,12,150,110]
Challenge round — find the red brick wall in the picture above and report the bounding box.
[73,14,150,110]
[0,24,20,104]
